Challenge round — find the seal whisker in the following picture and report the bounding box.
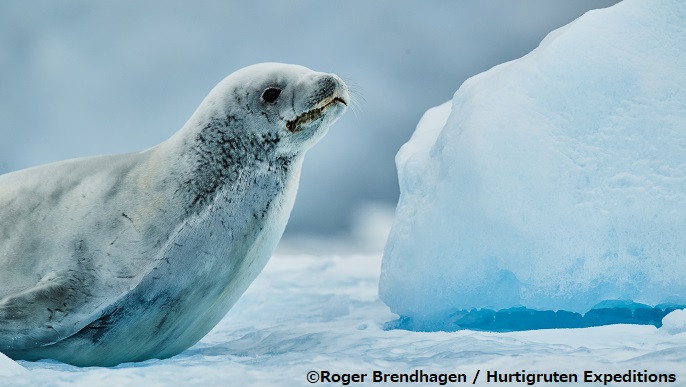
[340,77,364,118]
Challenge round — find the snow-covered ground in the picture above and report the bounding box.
[3,251,686,386]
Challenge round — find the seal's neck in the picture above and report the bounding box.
[167,117,295,213]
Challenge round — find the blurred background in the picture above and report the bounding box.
[0,0,620,244]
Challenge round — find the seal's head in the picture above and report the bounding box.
[190,63,349,157]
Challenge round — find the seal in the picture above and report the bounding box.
[0,63,349,366]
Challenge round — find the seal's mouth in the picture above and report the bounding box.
[286,94,348,133]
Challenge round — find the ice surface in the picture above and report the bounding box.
[2,252,686,386]
[381,0,686,330]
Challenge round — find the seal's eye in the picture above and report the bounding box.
[261,87,281,104]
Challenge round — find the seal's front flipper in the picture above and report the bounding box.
[0,272,98,351]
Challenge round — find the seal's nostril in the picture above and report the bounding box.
[318,76,338,95]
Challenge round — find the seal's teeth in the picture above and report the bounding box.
[286,93,346,133]
[313,95,335,111]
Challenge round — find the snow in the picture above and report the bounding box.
[661,309,686,335]
[0,352,26,378]
[3,251,686,386]
[380,0,686,330]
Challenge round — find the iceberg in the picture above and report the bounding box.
[380,0,686,331]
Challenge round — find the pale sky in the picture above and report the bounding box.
[0,0,620,234]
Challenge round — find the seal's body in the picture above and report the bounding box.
[0,63,348,366]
